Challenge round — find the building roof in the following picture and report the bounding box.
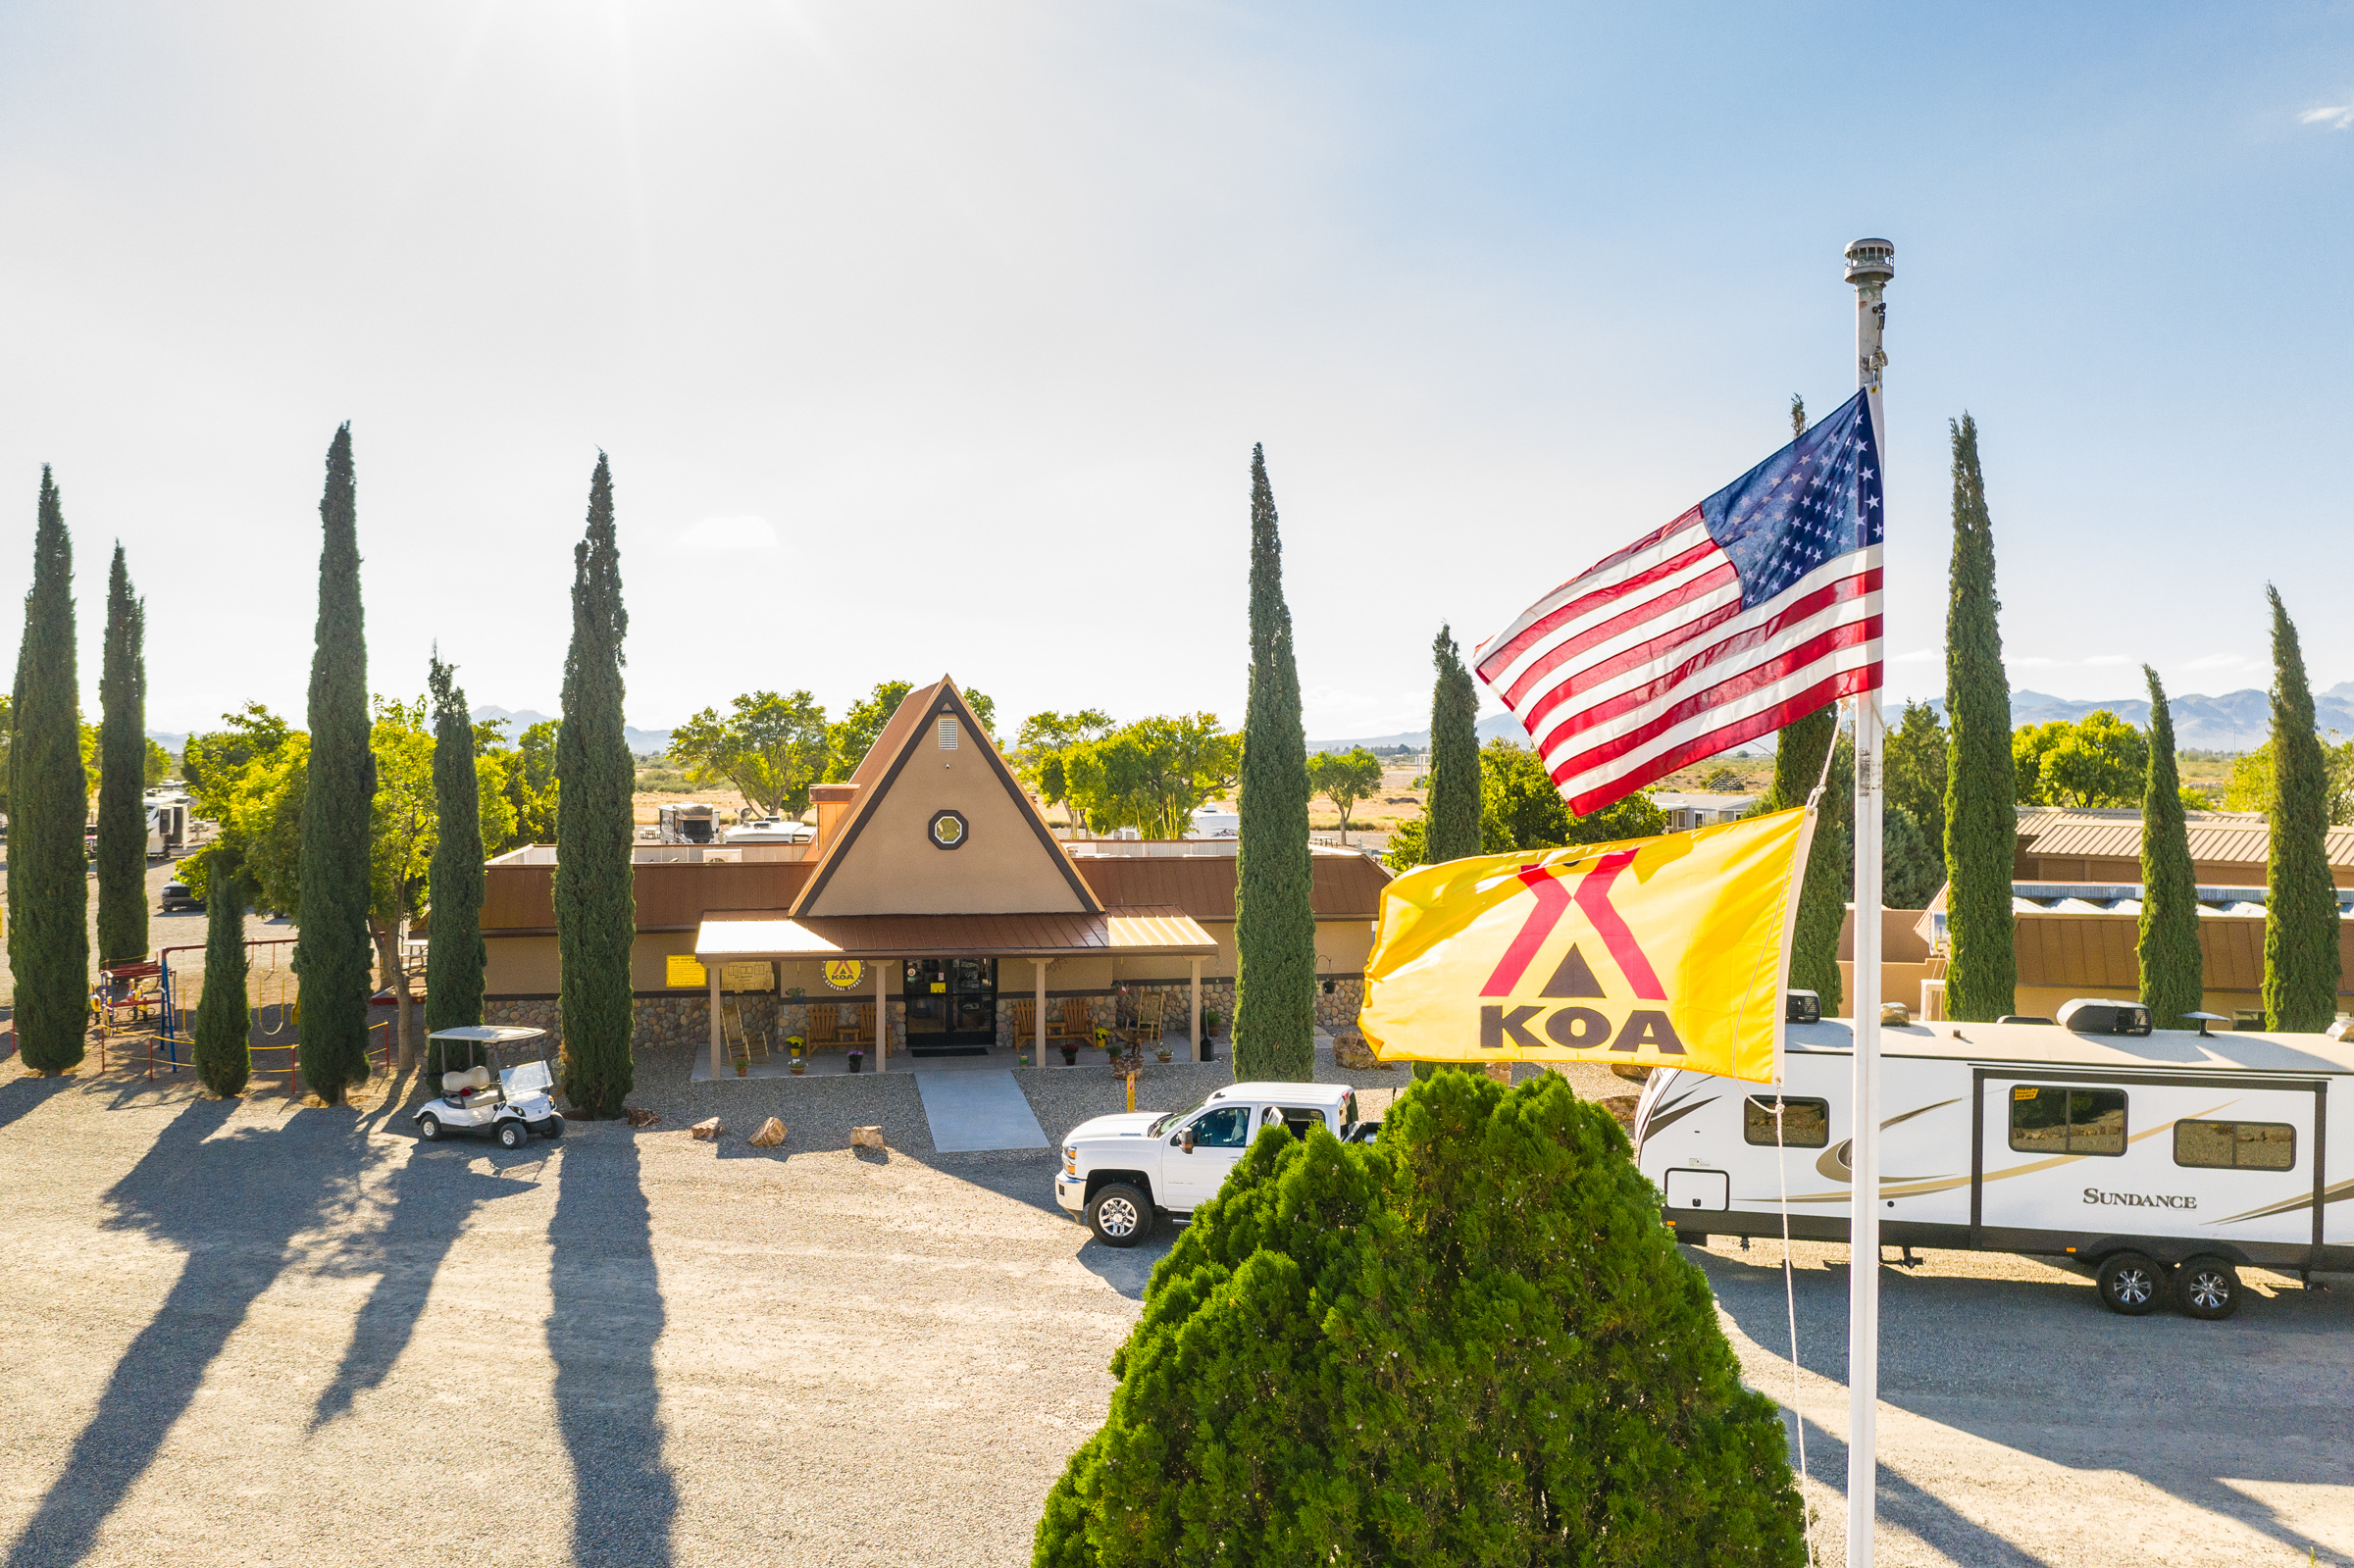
[1071,852,1392,920]
[693,905,1218,961]
[2014,804,2354,868]
[1781,1015,2354,1075]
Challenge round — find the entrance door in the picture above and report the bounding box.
[903,958,998,1052]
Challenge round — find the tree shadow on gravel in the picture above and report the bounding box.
[2,1096,373,1568]
[0,1072,76,1136]
[548,1135,678,1566]
[309,1144,540,1430]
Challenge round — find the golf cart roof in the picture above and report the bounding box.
[425,1026,548,1044]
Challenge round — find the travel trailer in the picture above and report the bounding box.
[145,794,194,857]
[1633,1009,2354,1320]
[657,801,720,844]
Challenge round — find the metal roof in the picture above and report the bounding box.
[693,904,1218,961]
[2016,806,2354,869]
[1783,1016,2354,1075]
[1073,854,1390,920]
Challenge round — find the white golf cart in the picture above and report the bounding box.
[413,1026,565,1149]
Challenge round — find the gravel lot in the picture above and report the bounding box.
[3,1043,2344,1567]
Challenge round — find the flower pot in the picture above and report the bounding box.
[735,1061,747,1078]
[790,1060,804,1075]
[1156,1049,1172,1064]
[846,1052,864,1074]
[1059,1046,1078,1066]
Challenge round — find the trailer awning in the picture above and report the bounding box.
[692,905,1217,961]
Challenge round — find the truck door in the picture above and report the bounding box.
[1162,1103,1253,1210]
[1975,1072,2320,1250]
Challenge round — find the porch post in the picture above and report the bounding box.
[876,956,889,1073]
[1190,958,1203,1063]
[1035,957,1049,1071]
[707,964,723,1079]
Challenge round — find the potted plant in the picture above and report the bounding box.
[735,1056,748,1078]
[846,1047,864,1074]
[1059,1040,1079,1067]
[1155,1043,1173,1064]
[788,1034,805,1075]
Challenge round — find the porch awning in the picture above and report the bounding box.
[692,904,1218,961]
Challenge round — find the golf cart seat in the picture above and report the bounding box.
[442,1065,493,1098]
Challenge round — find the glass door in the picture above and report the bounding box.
[903,959,998,1049]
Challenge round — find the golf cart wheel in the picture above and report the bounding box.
[496,1120,530,1151]
[544,1116,564,1139]
[2176,1255,2241,1321]
[417,1114,442,1142]
[2096,1251,2166,1316]
[1088,1183,1152,1248]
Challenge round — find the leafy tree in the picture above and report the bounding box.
[1065,714,1238,838]
[1942,414,2016,1022]
[827,679,996,779]
[1763,704,1842,1009]
[367,695,436,1067]
[1884,699,1949,852]
[296,425,377,1105]
[193,860,252,1097]
[145,737,173,784]
[2137,667,2203,1030]
[2013,710,2148,807]
[2223,734,2354,823]
[1425,624,1481,863]
[1479,737,1667,852]
[9,468,88,1073]
[666,689,830,818]
[1232,445,1315,1083]
[2262,585,2340,1032]
[184,701,293,809]
[1014,708,1114,825]
[1883,802,1943,911]
[1034,1072,1807,1566]
[177,708,305,907]
[504,718,561,845]
[426,655,488,1075]
[1306,746,1383,844]
[1382,814,1428,873]
[97,543,148,965]
[556,454,638,1118]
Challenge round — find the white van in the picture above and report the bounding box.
[1633,1009,2354,1320]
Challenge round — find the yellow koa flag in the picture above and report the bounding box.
[1359,807,1813,1085]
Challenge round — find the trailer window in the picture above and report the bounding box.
[2008,1086,2127,1157]
[2174,1119,2295,1171]
[1744,1095,1829,1147]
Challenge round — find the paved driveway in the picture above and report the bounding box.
[0,1050,2345,1567]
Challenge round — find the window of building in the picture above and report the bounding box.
[938,716,958,749]
[2009,1085,2127,1156]
[1744,1095,1830,1147]
[2174,1118,2296,1171]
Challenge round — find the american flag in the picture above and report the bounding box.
[1475,390,1883,816]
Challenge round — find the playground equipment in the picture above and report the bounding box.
[143,937,387,1093]
[414,1027,563,1147]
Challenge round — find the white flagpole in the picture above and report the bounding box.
[1842,235,1893,1568]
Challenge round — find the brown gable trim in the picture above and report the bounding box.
[792,677,1101,916]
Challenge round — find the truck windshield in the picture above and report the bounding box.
[1149,1097,1215,1137]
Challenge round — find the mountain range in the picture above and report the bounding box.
[147,706,676,760]
[1305,682,2354,758]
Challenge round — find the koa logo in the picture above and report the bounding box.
[1475,851,1687,1055]
[2081,1188,2196,1211]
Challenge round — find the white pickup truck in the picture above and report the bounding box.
[1055,1080,1366,1245]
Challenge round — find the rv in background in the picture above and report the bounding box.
[656,802,720,844]
[1634,1008,2354,1321]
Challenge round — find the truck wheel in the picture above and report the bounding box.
[417,1115,442,1141]
[496,1120,530,1150]
[2096,1251,2166,1316]
[1088,1184,1151,1247]
[2175,1256,2240,1321]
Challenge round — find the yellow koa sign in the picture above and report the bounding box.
[1358,807,1813,1086]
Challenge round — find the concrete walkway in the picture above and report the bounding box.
[914,1069,1050,1152]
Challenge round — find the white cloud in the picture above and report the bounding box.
[1891,647,1937,663]
[2301,105,2354,128]
[677,515,781,552]
[2182,651,2261,671]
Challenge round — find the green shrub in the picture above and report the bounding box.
[1036,1072,1805,1566]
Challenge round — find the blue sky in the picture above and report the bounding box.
[1,2,2348,740]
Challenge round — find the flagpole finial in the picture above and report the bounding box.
[1844,237,1895,295]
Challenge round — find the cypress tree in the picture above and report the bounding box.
[193,862,252,1096]
[1035,1073,1806,1564]
[1941,414,2016,1022]
[1766,705,1843,1013]
[555,454,637,1118]
[9,469,89,1073]
[2262,586,2340,1032]
[425,651,487,1079]
[96,543,148,966]
[1424,624,1480,864]
[294,425,375,1104]
[2137,667,2203,1031]
[1231,444,1316,1084]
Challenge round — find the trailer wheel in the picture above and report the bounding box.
[2175,1256,2240,1321]
[2096,1251,2166,1316]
